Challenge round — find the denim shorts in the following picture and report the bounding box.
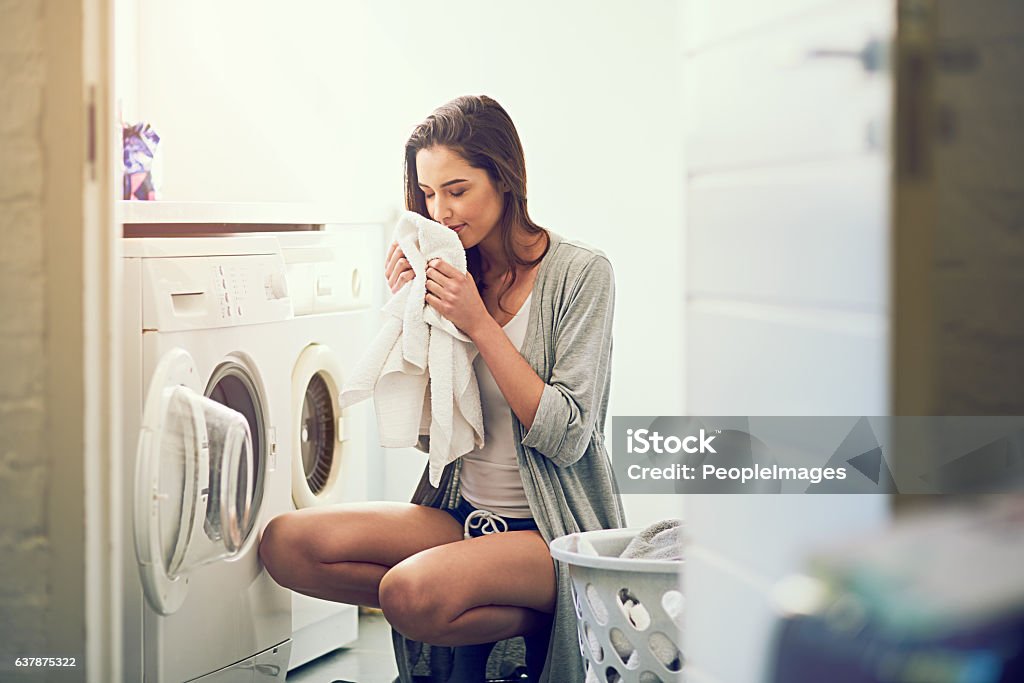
[445,498,539,538]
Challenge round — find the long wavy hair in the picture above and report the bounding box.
[404,95,549,314]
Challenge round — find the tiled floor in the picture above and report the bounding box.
[287,613,398,683]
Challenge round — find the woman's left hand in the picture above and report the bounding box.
[424,258,490,338]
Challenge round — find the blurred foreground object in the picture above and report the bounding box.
[770,498,1024,682]
[123,121,160,200]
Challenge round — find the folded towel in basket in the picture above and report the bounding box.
[620,518,684,561]
[338,211,485,487]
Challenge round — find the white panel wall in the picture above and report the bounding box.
[687,159,888,310]
[684,3,891,172]
[680,0,894,680]
[682,0,843,52]
[687,304,887,415]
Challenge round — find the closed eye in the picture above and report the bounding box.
[423,189,466,199]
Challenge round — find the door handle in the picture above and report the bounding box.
[806,37,889,73]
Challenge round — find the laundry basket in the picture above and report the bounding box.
[550,529,684,683]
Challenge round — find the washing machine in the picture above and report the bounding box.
[272,226,384,669]
[122,236,295,682]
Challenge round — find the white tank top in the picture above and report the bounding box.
[460,293,533,518]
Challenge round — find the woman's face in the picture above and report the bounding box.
[415,145,504,249]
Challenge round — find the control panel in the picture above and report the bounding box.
[276,227,379,316]
[141,254,292,332]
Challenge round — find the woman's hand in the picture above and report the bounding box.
[384,242,414,293]
[424,258,491,338]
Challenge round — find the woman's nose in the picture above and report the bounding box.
[433,196,452,220]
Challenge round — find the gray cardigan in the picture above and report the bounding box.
[392,231,627,683]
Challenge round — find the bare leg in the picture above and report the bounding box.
[258,501,464,607]
[260,503,557,652]
[378,529,557,646]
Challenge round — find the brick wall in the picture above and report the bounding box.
[0,0,51,664]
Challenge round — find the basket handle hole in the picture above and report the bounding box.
[661,590,685,627]
[586,583,610,625]
[584,622,606,663]
[617,588,652,631]
[648,631,683,672]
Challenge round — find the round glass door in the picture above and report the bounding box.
[205,358,266,547]
[134,349,256,615]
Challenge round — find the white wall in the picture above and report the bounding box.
[119,0,686,525]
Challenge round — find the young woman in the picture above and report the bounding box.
[259,95,625,683]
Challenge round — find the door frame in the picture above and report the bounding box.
[48,0,122,679]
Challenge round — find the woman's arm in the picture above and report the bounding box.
[425,254,615,466]
[423,258,545,429]
[518,256,614,467]
[470,317,545,430]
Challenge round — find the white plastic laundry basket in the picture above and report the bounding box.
[550,529,684,683]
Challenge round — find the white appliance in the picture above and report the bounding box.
[122,236,295,682]
[273,226,384,669]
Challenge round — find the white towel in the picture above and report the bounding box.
[339,211,485,487]
[619,518,684,561]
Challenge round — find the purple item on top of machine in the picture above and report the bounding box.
[122,122,160,200]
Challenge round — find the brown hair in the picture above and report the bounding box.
[404,95,548,314]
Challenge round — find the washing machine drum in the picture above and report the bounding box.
[300,372,335,495]
[292,343,350,509]
[135,351,256,615]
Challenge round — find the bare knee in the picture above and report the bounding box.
[259,512,307,586]
[379,563,449,643]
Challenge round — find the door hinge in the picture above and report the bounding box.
[87,85,97,181]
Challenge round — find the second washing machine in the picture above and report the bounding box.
[273,226,385,669]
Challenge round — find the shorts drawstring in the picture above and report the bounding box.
[463,509,509,539]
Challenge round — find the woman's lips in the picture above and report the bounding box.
[449,224,466,233]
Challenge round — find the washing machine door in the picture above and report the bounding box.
[134,347,254,616]
[291,344,347,508]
